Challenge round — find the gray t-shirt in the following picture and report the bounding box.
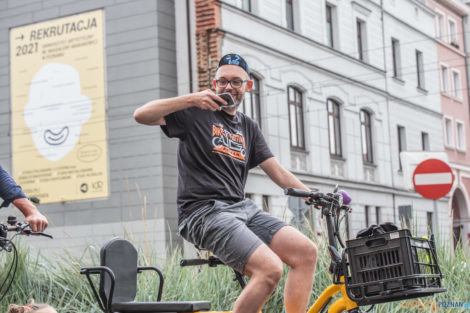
[161,107,273,223]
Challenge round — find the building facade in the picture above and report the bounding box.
[0,0,181,257]
[0,0,459,258]
[427,0,470,247]
[187,0,452,239]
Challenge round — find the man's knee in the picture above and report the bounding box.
[244,246,284,289]
[305,241,318,265]
[292,240,318,269]
[265,260,284,287]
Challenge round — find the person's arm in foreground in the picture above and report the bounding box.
[134,90,226,125]
[0,166,48,232]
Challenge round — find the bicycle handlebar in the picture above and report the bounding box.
[1,217,53,240]
[284,187,324,199]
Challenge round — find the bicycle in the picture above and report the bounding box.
[179,186,446,313]
[0,215,53,302]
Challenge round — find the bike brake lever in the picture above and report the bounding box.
[30,231,53,239]
[21,229,53,239]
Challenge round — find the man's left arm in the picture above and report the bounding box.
[259,157,309,191]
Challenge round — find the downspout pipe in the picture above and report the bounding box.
[186,0,193,93]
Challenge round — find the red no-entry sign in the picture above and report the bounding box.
[412,159,454,200]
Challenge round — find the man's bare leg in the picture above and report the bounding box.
[270,226,318,313]
[232,244,284,313]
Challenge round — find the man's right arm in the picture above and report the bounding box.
[134,90,225,126]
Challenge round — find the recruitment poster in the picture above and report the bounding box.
[10,10,108,203]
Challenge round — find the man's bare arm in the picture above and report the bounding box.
[134,90,226,126]
[259,157,309,191]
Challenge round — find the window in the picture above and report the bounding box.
[360,109,373,163]
[444,117,453,147]
[436,12,444,39]
[327,99,342,157]
[449,19,456,43]
[242,74,261,126]
[452,70,461,98]
[440,65,449,93]
[456,121,465,150]
[375,206,381,225]
[286,0,294,30]
[326,4,335,48]
[391,38,401,78]
[288,86,305,149]
[397,125,406,170]
[398,205,412,229]
[262,195,270,212]
[245,193,253,200]
[427,212,433,235]
[242,0,251,12]
[356,19,366,61]
[421,132,430,151]
[365,205,370,227]
[416,50,425,89]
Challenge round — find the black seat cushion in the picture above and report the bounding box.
[111,301,211,312]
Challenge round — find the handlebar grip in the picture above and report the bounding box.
[284,188,324,200]
[180,258,209,267]
[284,188,311,198]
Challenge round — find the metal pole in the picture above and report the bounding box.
[433,199,438,236]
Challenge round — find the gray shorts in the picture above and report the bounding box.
[178,198,287,273]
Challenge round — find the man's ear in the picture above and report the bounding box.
[245,80,253,92]
[212,79,217,89]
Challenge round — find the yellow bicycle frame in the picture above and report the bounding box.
[192,277,357,313]
[307,276,358,313]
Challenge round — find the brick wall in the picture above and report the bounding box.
[195,0,224,90]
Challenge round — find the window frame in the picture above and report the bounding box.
[241,0,251,12]
[326,4,335,48]
[286,0,294,31]
[435,10,445,40]
[288,86,305,149]
[356,18,366,61]
[241,74,262,127]
[440,63,449,94]
[421,131,430,151]
[448,17,457,43]
[452,69,462,99]
[391,38,401,79]
[456,120,466,151]
[365,205,370,227]
[444,116,454,148]
[327,98,342,158]
[397,125,406,170]
[416,49,425,89]
[262,195,270,212]
[427,212,434,235]
[360,109,374,164]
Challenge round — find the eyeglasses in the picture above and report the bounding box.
[215,78,248,88]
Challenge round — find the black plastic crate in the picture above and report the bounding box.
[344,229,446,306]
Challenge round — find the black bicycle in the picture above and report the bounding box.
[0,215,52,302]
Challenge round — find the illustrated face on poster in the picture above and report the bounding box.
[24,63,92,161]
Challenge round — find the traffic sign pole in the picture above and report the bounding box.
[412,159,455,236]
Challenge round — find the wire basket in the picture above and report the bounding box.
[344,229,446,306]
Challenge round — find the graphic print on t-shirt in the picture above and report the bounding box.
[211,123,246,162]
